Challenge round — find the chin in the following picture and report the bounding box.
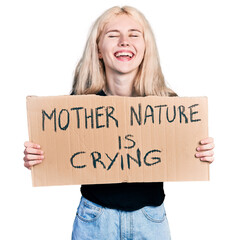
[116,66,139,75]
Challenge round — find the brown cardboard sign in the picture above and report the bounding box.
[26,95,209,187]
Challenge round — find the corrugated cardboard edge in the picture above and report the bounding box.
[200,96,209,181]
[206,96,210,181]
[26,96,35,186]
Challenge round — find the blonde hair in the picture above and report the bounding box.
[71,6,176,96]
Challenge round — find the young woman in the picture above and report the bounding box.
[23,6,215,239]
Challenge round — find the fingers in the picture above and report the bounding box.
[200,156,214,163]
[24,141,41,149]
[24,159,43,170]
[199,137,214,145]
[196,137,215,164]
[196,150,214,158]
[23,154,44,161]
[196,143,215,151]
[24,147,43,155]
[23,141,44,170]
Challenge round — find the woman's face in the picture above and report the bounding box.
[98,15,145,76]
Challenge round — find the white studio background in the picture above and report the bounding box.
[0,0,237,239]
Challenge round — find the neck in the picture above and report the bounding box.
[104,69,138,97]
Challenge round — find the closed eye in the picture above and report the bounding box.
[108,35,119,38]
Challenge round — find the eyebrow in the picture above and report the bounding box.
[106,29,142,34]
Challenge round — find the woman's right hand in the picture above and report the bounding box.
[23,141,44,170]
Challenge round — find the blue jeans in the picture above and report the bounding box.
[72,196,171,240]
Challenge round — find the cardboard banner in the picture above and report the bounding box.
[26,95,209,187]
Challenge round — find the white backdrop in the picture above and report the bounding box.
[1,0,237,239]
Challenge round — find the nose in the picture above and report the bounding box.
[118,35,130,47]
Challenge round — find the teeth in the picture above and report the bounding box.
[115,52,133,58]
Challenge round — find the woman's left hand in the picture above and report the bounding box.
[195,137,215,164]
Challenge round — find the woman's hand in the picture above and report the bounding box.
[195,137,215,164]
[23,141,44,170]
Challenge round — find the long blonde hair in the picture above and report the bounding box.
[71,6,176,96]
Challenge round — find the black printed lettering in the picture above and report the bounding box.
[144,105,154,125]
[42,108,57,132]
[58,109,70,131]
[130,104,141,126]
[91,151,105,169]
[144,149,161,166]
[188,104,201,122]
[70,151,86,168]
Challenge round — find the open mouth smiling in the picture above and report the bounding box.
[114,50,135,61]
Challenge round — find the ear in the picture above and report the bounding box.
[98,48,103,59]
[98,53,103,59]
